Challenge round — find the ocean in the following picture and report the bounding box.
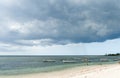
[0,55,119,75]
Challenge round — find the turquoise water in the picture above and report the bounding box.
[0,55,119,75]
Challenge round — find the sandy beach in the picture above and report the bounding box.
[1,63,120,78]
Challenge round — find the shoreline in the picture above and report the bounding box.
[0,61,118,75]
[1,62,120,78]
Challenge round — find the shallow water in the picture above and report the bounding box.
[0,55,119,75]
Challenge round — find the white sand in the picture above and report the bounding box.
[1,63,120,78]
[72,64,120,78]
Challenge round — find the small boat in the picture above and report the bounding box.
[62,60,77,63]
[74,58,81,60]
[100,58,109,62]
[43,60,56,62]
[113,59,119,61]
[88,60,92,62]
[81,59,92,63]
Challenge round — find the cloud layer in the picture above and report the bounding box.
[0,0,120,46]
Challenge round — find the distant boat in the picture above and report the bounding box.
[43,60,56,62]
[113,59,119,61]
[81,59,92,62]
[100,58,109,62]
[62,60,77,63]
[73,58,81,60]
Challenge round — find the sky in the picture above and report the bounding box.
[0,0,120,55]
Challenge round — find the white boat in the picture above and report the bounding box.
[43,60,56,62]
[100,58,108,62]
[62,60,77,63]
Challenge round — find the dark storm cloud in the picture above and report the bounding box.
[0,0,120,46]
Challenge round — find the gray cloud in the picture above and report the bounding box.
[0,0,120,46]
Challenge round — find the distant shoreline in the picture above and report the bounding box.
[105,53,120,56]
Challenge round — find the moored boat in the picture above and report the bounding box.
[62,60,77,63]
[43,60,56,62]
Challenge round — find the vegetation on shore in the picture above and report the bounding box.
[105,53,120,56]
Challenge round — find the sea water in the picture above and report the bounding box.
[0,55,119,75]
